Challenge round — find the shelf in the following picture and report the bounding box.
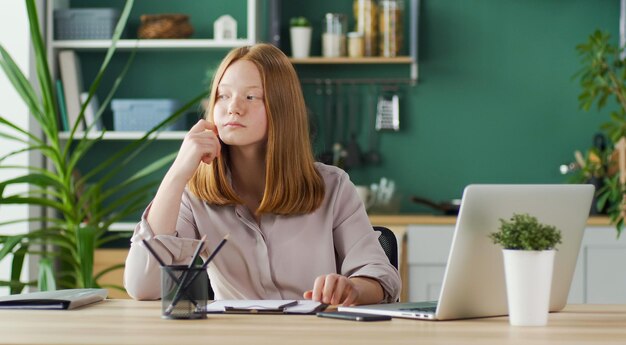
[58,131,186,140]
[110,222,135,232]
[52,38,254,51]
[289,56,413,64]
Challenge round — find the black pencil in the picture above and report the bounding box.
[164,235,206,315]
[142,238,198,307]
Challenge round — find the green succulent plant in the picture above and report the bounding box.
[290,16,310,27]
[489,213,562,251]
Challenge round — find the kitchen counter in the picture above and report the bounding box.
[368,214,612,226]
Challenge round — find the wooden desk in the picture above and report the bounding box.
[0,300,625,344]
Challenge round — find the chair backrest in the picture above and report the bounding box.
[373,226,398,269]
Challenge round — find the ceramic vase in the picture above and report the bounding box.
[502,249,555,326]
[290,26,312,58]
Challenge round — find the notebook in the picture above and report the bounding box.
[202,300,326,314]
[0,288,108,310]
[339,184,594,320]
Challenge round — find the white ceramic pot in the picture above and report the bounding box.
[289,27,312,58]
[502,249,555,326]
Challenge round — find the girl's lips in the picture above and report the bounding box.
[224,122,245,128]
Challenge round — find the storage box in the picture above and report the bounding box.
[112,99,185,131]
[54,8,120,40]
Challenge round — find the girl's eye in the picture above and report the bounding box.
[246,95,257,100]
[217,94,228,100]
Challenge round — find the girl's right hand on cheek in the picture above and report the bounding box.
[170,119,221,182]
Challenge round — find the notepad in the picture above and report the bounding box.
[202,300,326,314]
[0,288,108,310]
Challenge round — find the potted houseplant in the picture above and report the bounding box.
[489,213,562,326]
[575,30,626,235]
[0,0,203,294]
[289,16,312,58]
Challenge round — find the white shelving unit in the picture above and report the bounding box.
[46,0,258,143]
[46,0,258,233]
[46,0,258,53]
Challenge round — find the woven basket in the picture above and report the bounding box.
[138,14,193,39]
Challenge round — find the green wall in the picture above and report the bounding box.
[75,0,620,215]
[290,0,619,213]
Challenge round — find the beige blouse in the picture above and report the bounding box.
[124,163,401,303]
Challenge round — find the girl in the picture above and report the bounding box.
[124,43,400,306]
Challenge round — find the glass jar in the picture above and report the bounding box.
[322,13,347,57]
[347,32,364,57]
[378,0,404,57]
[353,0,378,56]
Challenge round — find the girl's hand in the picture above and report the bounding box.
[302,274,359,306]
[170,119,221,182]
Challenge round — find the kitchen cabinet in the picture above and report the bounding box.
[406,220,626,304]
[569,225,626,303]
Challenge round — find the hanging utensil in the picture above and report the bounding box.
[344,83,363,169]
[365,83,381,165]
[318,79,334,165]
[375,86,400,131]
[333,83,346,168]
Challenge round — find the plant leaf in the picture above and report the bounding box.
[10,246,27,294]
[76,225,97,288]
[37,258,57,291]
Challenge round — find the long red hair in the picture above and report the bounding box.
[187,44,324,214]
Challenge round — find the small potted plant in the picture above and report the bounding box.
[289,16,312,58]
[489,213,562,326]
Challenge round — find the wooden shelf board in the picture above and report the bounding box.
[289,56,413,64]
[52,38,253,51]
[58,131,186,140]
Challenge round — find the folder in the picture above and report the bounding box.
[0,288,107,310]
[58,50,85,131]
[202,300,326,314]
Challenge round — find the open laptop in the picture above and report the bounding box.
[339,184,594,320]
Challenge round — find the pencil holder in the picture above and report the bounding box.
[161,265,208,319]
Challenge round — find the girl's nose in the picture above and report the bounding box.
[228,96,243,115]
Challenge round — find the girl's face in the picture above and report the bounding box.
[213,60,268,149]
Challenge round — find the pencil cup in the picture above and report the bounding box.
[161,265,208,319]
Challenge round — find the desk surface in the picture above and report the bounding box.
[0,300,625,345]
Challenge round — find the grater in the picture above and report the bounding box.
[375,92,400,131]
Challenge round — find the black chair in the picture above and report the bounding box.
[373,226,398,269]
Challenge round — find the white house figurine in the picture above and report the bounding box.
[214,15,237,40]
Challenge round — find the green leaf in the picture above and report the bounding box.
[37,258,57,291]
[489,213,562,251]
[25,0,58,139]
[9,246,27,294]
[290,16,310,27]
[76,225,97,288]
[0,236,23,262]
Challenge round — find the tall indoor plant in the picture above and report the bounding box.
[575,30,626,236]
[0,0,203,293]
